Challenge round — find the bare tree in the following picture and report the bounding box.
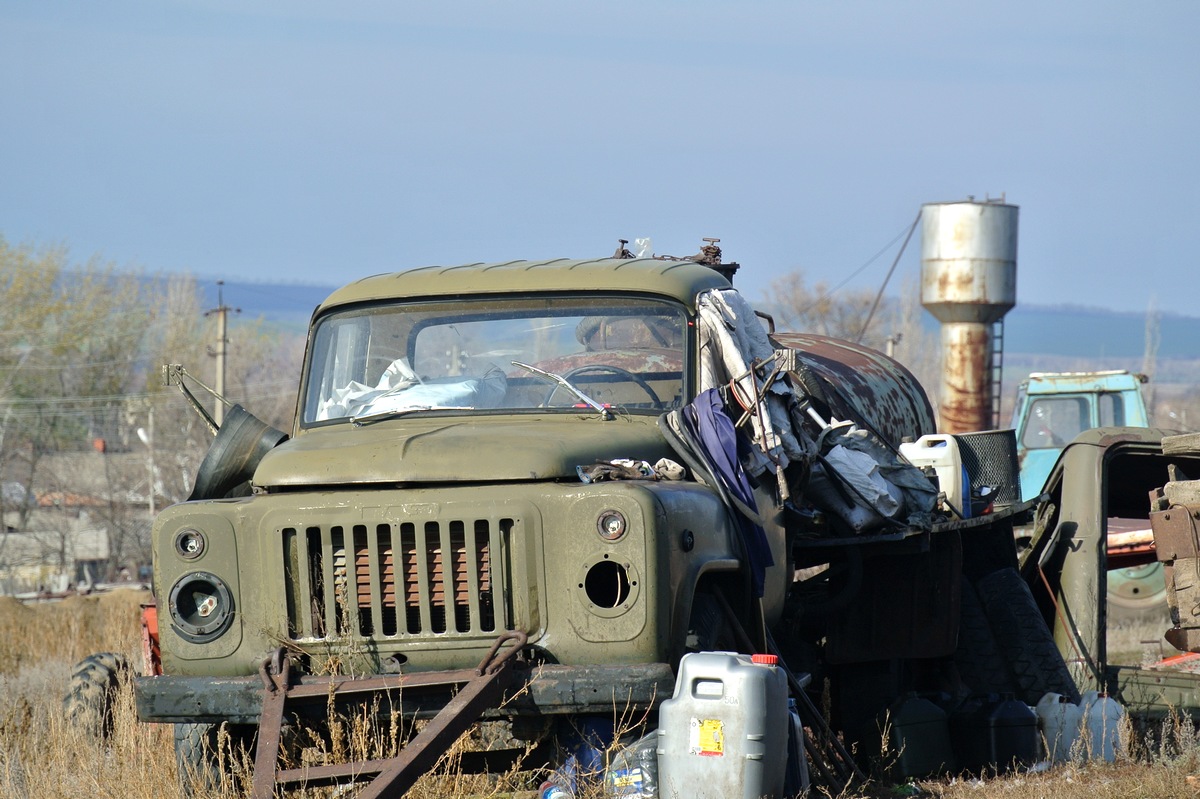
[767,271,882,348]
[0,239,316,587]
[764,270,942,404]
[889,277,942,406]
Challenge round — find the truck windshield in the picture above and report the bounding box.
[302,296,688,425]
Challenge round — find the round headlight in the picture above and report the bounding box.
[596,510,627,541]
[174,528,207,560]
[169,572,234,642]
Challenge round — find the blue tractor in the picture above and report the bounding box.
[1011,370,1163,620]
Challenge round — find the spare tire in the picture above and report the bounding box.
[189,404,288,500]
[954,577,1017,696]
[977,567,1079,704]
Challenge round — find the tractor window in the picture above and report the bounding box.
[1098,393,1126,427]
[1009,385,1028,431]
[1021,397,1089,450]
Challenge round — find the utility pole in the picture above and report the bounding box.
[137,407,155,516]
[205,281,240,427]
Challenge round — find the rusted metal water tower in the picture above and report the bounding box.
[921,198,1018,434]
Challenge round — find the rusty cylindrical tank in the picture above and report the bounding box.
[920,200,1018,434]
[771,332,936,447]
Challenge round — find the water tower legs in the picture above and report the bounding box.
[939,321,994,434]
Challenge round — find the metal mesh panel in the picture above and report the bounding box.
[955,429,1020,507]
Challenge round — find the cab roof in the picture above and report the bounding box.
[315,258,733,315]
[1023,371,1146,394]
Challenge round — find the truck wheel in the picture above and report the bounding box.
[63,652,130,738]
[977,567,1080,704]
[174,722,254,791]
[685,591,736,653]
[175,723,217,789]
[954,578,1016,696]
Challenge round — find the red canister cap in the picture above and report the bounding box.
[751,653,779,666]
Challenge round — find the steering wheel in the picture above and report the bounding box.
[545,365,664,409]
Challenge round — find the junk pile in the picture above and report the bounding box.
[578,288,1082,795]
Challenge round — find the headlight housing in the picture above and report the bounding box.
[173,528,207,560]
[168,571,235,643]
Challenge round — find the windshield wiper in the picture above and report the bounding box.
[511,361,614,421]
[350,406,472,426]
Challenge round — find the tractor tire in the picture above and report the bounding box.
[63,652,131,738]
[954,577,1016,696]
[977,567,1080,704]
[1108,563,1171,624]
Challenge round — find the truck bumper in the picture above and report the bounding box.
[135,662,676,725]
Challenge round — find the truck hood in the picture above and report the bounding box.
[254,413,673,488]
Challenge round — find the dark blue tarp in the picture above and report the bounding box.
[680,388,775,597]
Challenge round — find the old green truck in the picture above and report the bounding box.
[1019,427,1200,717]
[129,253,1048,794]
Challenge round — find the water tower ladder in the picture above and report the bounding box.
[991,319,1005,429]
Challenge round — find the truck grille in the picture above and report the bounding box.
[281,518,513,641]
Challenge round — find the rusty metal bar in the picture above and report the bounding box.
[251,631,527,799]
[162,363,221,435]
[354,631,527,799]
[252,650,291,799]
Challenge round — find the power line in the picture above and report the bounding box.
[854,210,922,343]
[0,377,297,410]
[795,219,918,316]
[0,357,156,372]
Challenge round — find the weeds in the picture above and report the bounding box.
[9,593,1200,797]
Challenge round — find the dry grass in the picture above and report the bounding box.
[0,591,603,798]
[913,762,1200,799]
[0,589,180,799]
[907,710,1200,799]
[7,593,1200,798]
[1107,614,1181,668]
[0,590,148,675]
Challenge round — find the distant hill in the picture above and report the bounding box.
[205,278,1200,369]
[1004,305,1200,360]
[199,279,333,332]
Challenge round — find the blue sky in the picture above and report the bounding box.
[1,2,1196,316]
